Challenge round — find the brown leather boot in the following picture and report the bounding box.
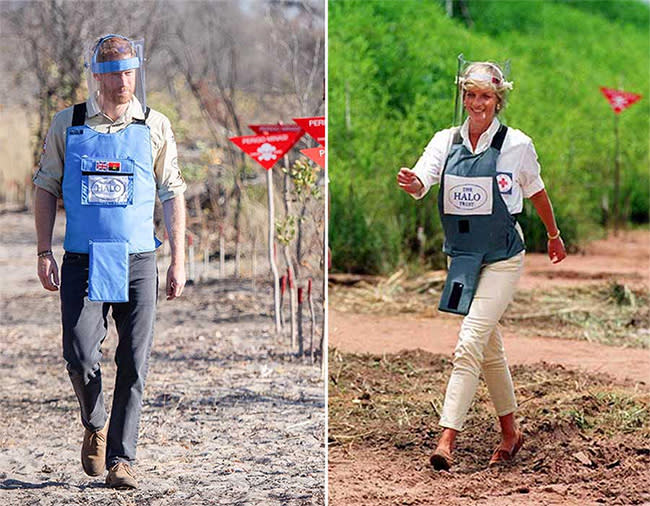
[106,462,138,489]
[81,421,108,477]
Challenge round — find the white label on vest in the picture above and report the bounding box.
[443,174,493,215]
[87,175,129,204]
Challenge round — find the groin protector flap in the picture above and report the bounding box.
[438,253,483,316]
[88,241,129,302]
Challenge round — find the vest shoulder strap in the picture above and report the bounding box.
[490,124,508,151]
[132,106,151,126]
[71,103,87,127]
[452,127,462,145]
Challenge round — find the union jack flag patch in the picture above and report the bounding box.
[95,161,121,172]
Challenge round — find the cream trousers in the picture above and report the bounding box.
[438,246,525,432]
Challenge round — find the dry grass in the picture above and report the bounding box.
[330,275,649,349]
[0,108,35,204]
[504,283,649,348]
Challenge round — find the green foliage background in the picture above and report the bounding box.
[329,0,649,274]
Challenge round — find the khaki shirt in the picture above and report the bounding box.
[33,98,186,202]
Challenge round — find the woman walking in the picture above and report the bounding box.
[397,61,566,470]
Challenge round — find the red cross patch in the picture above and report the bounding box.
[496,172,513,194]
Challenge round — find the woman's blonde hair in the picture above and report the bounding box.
[457,62,512,113]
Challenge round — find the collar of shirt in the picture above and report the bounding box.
[459,117,501,154]
[86,96,145,126]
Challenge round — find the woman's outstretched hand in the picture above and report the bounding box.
[548,236,567,264]
[397,168,424,195]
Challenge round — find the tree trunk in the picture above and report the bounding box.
[321,167,329,378]
[252,235,257,293]
[308,278,316,364]
[295,201,309,356]
[219,227,226,278]
[282,155,300,352]
[283,248,298,350]
[235,236,241,278]
[233,171,243,277]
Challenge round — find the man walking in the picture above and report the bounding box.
[33,34,186,489]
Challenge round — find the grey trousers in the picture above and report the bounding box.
[60,251,157,468]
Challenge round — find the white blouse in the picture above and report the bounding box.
[411,117,545,214]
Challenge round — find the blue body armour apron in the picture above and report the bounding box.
[62,103,156,302]
[437,125,525,315]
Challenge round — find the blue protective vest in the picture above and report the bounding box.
[62,103,156,254]
[437,125,525,315]
[61,103,156,302]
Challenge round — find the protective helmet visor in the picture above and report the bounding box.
[85,34,146,113]
[452,54,511,126]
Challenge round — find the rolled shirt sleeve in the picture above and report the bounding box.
[149,111,186,202]
[516,140,545,198]
[32,109,72,198]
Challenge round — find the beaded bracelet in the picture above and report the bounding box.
[37,250,53,258]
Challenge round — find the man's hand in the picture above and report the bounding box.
[397,168,424,195]
[548,236,567,264]
[38,254,59,291]
[166,262,186,300]
[162,195,186,300]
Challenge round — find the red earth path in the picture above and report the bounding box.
[330,230,650,385]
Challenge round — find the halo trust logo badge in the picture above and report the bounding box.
[448,183,489,210]
[443,175,493,215]
[90,177,127,201]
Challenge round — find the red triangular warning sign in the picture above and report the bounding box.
[249,123,304,136]
[229,132,302,170]
[300,147,325,168]
[600,87,642,114]
[293,117,325,146]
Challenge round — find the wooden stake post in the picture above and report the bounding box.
[267,169,282,334]
[229,130,303,337]
[599,86,643,236]
[613,113,620,236]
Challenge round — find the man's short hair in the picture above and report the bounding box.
[95,36,135,62]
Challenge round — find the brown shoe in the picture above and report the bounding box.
[429,448,454,471]
[81,421,108,477]
[489,430,524,467]
[106,462,138,489]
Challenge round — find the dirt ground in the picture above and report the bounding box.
[0,210,325,506]
[329,229,650,506]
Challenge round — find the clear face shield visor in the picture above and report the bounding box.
[452,54,512,126]
[85,34,146,113]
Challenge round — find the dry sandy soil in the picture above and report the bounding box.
[329,230,650,506]
[0,210,325,506]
